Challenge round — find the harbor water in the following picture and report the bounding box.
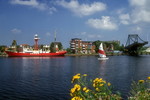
[0,55,150,100]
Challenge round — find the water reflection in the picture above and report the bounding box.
[99,60,107,77]
[21,56,65,59]
[0,56,150,100]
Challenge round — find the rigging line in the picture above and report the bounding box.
[138,35,146,42]
[147,34,149,43]
[146,34,148,41]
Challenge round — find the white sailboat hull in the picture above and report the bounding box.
[98,57,109,60]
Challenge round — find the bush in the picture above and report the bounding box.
[128,77,150,100]
[70,74,150,100]
[70,74,121,100]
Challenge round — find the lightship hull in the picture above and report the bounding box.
[5,51,67,57]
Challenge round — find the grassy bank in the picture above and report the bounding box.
[65,53,98,56]
[65,52,150,56]
[65,53,124,56]
[0,53,7,57]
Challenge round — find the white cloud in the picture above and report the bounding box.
[87,16,118,30]
[136,26,142,31]
[130,26,142,34]
[11,0,38,6]
[48,7,57,14]
[57,0,106,17]
[46,32,51,36]
[116,8,126,14]
[131,9,150,23]
[129,0,150,23]
[10,0,57,14]
[11,28,22,34]
[129,0,146,7]
[80,32,101,40]
[119,13,130,25]
[81,32,86,35]
[119,14,130,20]
[88,34,101,38]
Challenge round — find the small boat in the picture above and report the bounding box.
[98,43,109,60]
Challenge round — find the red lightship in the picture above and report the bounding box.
[5,34,67,57]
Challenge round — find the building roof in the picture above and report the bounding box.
[82,41,93,43]
[20,44,29,46]
[71,38,82,40]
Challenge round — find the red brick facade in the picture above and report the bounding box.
[70,38,95,54]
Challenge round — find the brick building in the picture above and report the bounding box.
[70,38,95,54]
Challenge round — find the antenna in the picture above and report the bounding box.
[54,30,56,42]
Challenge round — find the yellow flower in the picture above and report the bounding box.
[93,83,96,87]
[98,78,103,82]
[96,88,100,91]
[70,87,76,93]
[70,93,73,96]
[83,74,87,76]
[83,87,87,91]
[85,89,90,93]
[83,87,90,93]
[93,78,104,84]
[70,84,81,94]
[101,80,106,83]
[99,84,104,87]
[74,84,81,91]
[147,77,150,80]
[138,80,145,83]
[108,82,111,86]
[93,78,99,83]
[71,96,82,100]
[76,73,80,76]
[72,74,81,83]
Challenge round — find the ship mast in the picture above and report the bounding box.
[54,30,59,51]
[54,30,56,42]
[34,34,40,50]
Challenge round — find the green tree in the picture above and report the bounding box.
[12,40,17,47]
[11,40,18,51]
[93,40,102,53]
[119,44,125,51]
[0,45,6,52]
[112,42,120,50]
[40,44,44,50]
[93,40,124,52]
[58,42,63,50]
[66,48,72,54]
[50,42,63,53]
[50,42,55,53]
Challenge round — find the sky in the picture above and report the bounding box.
[0,0,150,48]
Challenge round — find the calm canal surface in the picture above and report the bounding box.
[0,55,150,100]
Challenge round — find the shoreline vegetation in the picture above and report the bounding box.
[1,52,150,57]
[64,52,150,56]
[70,74,150,100]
